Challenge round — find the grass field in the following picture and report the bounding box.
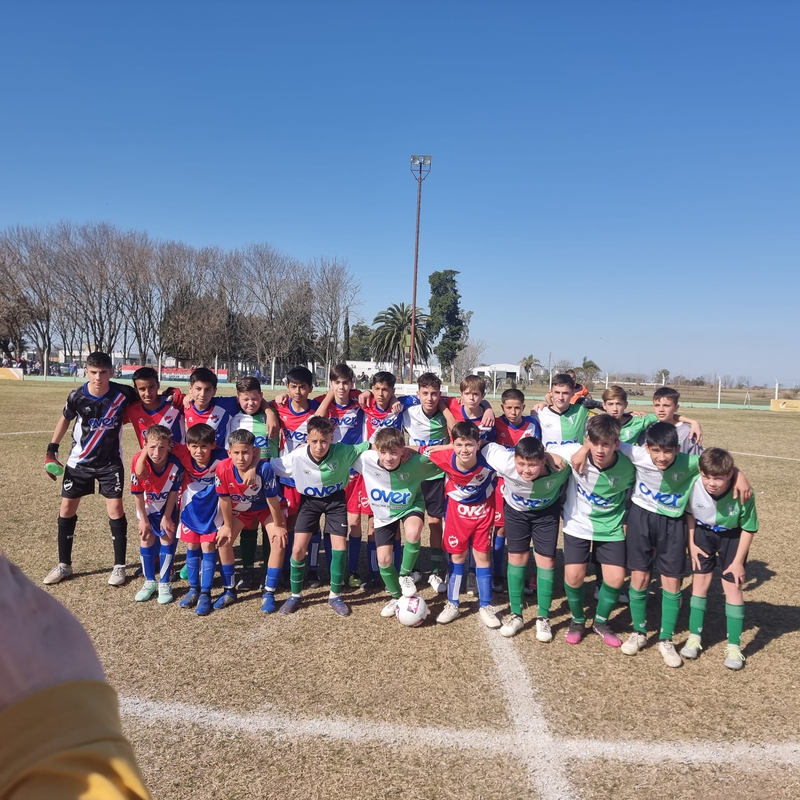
[2,381,800,800]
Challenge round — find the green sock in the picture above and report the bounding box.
[536,567,555,618]
[564,582,586,623]
[430,548,444,574]
[507,563,526,616]
[595,582,621,623]
[726,602,745,646]
[329,548,346,595]
[659,589,682,640]
[689,595,707,636]
[379,564,402,598]
[290,557,306,596]
[240,529,257,570]
[400,539,421,575]
[629,587,648,634]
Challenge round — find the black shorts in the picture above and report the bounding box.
[373,511,424,548]
[503,502,560,558]
[693,526,745,583]
[626,503,686,578]
[563,533,626,568]
[61,464,124,499]
[421,477,445,519]
[295,491,348,538]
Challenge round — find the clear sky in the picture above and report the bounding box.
[1,1,797,385]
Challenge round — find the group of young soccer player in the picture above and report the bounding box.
[42,352,758,670]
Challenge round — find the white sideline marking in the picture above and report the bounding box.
[729,450,800,463]
[0,429,51,436]
[483,630,576,800]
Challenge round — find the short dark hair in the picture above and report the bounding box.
[228,428,256,448]
[86,351,113,369]
[653,387,680,404]
[330,363,355,382]
[586,414,621,444]
[418,372,441,391]
[286,366,313,387]
[144,424,171,443]
[132,367,158,384]
[186,423,216,445]
[236,376,262,394]
[372,371,396,388]
[374,428,405,451]
[307,416,333,437]
[514,437,545,461]
[552,373,575,390]
[501,388,525,405]
[451,421,480,442]
[645,421,679,449]
[699,447,735,477]
[190,367,218,388]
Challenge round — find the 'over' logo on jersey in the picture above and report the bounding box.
[146,491,171,502]
[370,488,411,505]
[304,483,344,497]
[638,483,681,507]
[370,417,397,428]
[286,430,307,442]
[576,484,611,507]
[510,493,552,509]
[89,418,117,429]
[456,502,489,517]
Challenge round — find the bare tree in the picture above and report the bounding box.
[452,338,487,382]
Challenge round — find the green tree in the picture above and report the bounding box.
[519,354,542,386]
[343,310,351,360]
[349,322,373,360]
[656,368,671,384]
[372,302,430,378]
[578,356,601,388]
[428,270,466,380]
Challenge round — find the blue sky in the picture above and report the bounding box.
[1,2,797,385]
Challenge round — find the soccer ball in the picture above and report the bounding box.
[395,595,429,627]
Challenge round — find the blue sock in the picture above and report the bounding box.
[393,539,402,571]
[220,561,235,590]
[186,548,201,589]
[265,566,281,593]
[158,540,177,582]
[309,531,321,571]
[200,552,216,593]
[493,534,506,578]
[324,532,333,573]
[348,536,362,573]
[140,541,158,581]
[476,566,492,607]
[283,530,295,572]
[367,540,378,575]
[448,561,465,605]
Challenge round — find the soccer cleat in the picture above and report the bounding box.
[658,639,683,668]
[195,592,213,616]
[179,587,200,608]
[410,570,422,584]
[466,572,478,597]
[360,574,380,593]
[179,564,189,581]
[436,601,461,624]
[235,568,255,591]
[157,582,174,604]
[260,591,277,613]
[135,580,158,602]
[279,595,302,615]
[681,635,703,659]
[380,597,400,618]
[592,621,622,648]
[536,617,553,643]
[427,572,446,594]
[399,574,418,597]
[621,632,647,656]
[500,613,524,638]
[724,644,745,671]
[347,571,362,589]
[565,620,587,645]
[108,565,127,586]
[43,563,73,585]
[328,596,352,617]
[479,605,502,629]
[523,575,537,596]
[491,577,507,594]
[307,571,322,589]
[212,589,237,610]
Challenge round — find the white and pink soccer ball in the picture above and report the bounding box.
[395,595,429,627]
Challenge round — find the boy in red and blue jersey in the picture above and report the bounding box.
[130,425,184,604]
[123,366,185,447]
[442,375,496,442]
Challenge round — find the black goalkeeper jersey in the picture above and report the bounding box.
[62,382,139,472]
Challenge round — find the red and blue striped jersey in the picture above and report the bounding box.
[362,396,404,442]
[215,458,280,513]
[171,443,225,534]
[124,397,185,447]
[494,414,542,451]
[130,452,184,529]
[184,396,242,449]
[425,449,495,504]
[443,397,496,443]
[269,397,321,487]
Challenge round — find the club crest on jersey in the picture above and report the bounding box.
[327,460,339,472]
[607,475,617,486]
[398,472,409,481]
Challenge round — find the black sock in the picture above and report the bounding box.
[109,516,128,565]
[261,524,271,566]
[58,515,78,565]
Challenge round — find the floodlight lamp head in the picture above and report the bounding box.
[410,155,432,167]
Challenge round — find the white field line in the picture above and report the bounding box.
[0,430,52,436]
[482,629,576,800]
[729,450,800,463]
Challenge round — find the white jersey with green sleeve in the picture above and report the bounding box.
[482,443,570,513]
[538,404,588,447]
[619,413,657,444]
[688,481,758,533]
[227,411,280,460]
[352,451,441,529]
[549,443,636,542]
[401,402,448,479]
[270,441,370,498]
[619,442,699,518]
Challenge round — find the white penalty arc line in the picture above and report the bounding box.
[728,450,800,463]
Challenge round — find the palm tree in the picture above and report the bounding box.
[579,356,601,388]
[372,303,431,378]
[519,354,542,386]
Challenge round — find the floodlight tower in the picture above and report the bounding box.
[409,154,432,382]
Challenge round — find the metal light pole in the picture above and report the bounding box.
[408,154,432,382]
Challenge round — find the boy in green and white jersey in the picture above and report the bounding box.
[547,415,635,649]
[226,376,281,591]
[269,416,370,617]
[652,387,702,455]
[481,439,571,639]
[351,428,441,617]
[682,448,758,670]
[537,373,589,447]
